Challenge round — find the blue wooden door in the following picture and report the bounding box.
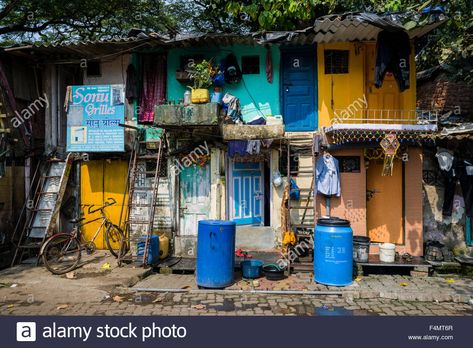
[231,161,263,225]
[281,47,317,131]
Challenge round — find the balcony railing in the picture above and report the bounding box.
[331,109,438,126]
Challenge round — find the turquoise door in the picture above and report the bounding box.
[231,161,263,225]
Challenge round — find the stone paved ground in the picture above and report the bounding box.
[135,272,473,303]
[1,290,472,316]
[1,253,472,316]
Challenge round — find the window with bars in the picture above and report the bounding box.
[324,50,349,74]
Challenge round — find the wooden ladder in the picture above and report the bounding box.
[118,129,165,267]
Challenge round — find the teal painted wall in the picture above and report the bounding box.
[167,45,281,123]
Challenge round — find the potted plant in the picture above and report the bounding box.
[186,59,215,103]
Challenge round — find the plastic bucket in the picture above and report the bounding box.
[241,260,263,279]
[379,243,396,263]
[353,236,370,262]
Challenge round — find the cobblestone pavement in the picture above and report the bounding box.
[135,273,473,303]
[1,290,472,316]
[1,254,472,316]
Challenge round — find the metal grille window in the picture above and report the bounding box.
[324,50,349,74]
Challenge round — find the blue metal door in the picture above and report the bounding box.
[231,161,263,225]
[281,47,317,131]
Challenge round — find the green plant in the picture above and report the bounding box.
[186,59,214,89]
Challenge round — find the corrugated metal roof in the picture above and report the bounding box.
[2,11,446,59]
[313,13,447,43]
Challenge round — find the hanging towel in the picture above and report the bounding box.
[246,140,261,155]
[228,141,248,157]
[125,64,138,103]
[266,46,273,84]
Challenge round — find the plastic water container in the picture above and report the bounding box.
[137,235,160,265]
[314,217,353,286]
[379,243,396,263]
[241,259,263,279]
[353,236,371,262]
[196,220,236,288]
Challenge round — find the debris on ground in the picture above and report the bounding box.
[101,262,111,270]
[445,278,455,283]
[66,271,76,279]
[400,282,408,287]
[191,304,206,310]
[10,284,18,288]
[113,295,124,303]
[56,304,69,310]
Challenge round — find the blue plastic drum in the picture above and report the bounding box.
[314,217,353,286]
[196,220,236,288]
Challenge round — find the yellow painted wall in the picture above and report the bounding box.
[317,42,365,128]
[317,42,417,128]
[80,160,128,249]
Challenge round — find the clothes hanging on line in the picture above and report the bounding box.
[222,93,242,123]
[442,157,473,218]
[265,46,273,84]
[374,30,411,92]
[436,148,454,172]
[125,64,138,103]
[246,140,261,155]
[228,140,248,158]
[316,153,341,197]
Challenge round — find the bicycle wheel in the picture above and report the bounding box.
[42,233,81,275]
[105,223,128,258]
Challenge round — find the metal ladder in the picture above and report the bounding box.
[118,129,165,267]
[11,153,74,266]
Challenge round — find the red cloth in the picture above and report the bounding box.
[265,47,273,84]
[139,54,167,123]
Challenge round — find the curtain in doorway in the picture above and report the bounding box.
[139,54,166,123]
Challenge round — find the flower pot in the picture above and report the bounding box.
[191,88,209,104]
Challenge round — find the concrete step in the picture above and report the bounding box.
[236,226,275,251]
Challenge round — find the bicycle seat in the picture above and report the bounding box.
[69,217,85,224]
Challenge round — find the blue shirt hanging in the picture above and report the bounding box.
[316,154,341,197]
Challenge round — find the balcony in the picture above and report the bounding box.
[222,123,285,140]
[324,109,439,144]
[327,108,438,131]
[154,102,220,127]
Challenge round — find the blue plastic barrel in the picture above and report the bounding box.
[314,217,353,286]
[137,235,160,265]
[196,220,236,288]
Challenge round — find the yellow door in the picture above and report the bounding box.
[367,159,403,244]
[365,44,401,122]
[80,160,128,249]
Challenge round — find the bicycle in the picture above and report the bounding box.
[40,197,128,274]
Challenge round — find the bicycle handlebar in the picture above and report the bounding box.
[87,197,117,214]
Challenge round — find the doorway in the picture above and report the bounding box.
[366,159,404,244]
[229,160,264,225]
[281,46,317,131]
[178,163,211,236]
